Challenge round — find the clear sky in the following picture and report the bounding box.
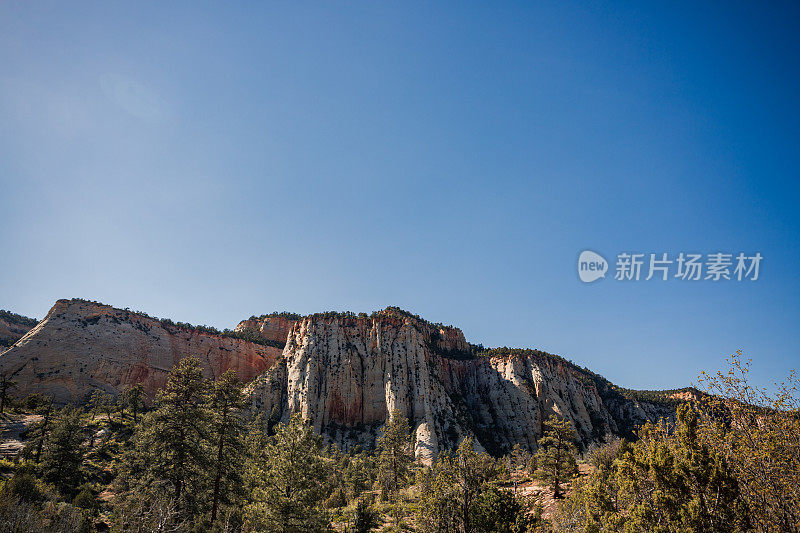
[1,2,798,391]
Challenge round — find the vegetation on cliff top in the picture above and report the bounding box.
[245,311,303,322]
[0,309,38,328]
[45,299,691,406]
[158,318,287,349]
[304,306,457,331]
[56,299,286,349]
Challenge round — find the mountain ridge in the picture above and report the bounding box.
[0,298,687,459]
[0,298,284,403]
[244,310,681,461]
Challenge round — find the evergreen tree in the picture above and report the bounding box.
[245,413,330,532]
[552,354,796,533]
[31,397,54,463]
[116,391,126,419]
[507,443,530,474]
[673,403,741,531]
[89,389,114,423]
[376,409,413,496]
[454,438,495,533]
[471,484,537,533]
[417,456,460,533]
[123,382,145,423]
[0,374,16,414]
[133,356,211,518]
[344,449,378,501]
[417,438,499,533]
[208,370,246,525]
[73,484,98,515]
[551,405,744,532]
[350,496,380,533]
[535,414,578,498]
[39,407,85,496]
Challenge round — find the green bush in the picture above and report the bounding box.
[0,471,48,504]
[72,485,98,513]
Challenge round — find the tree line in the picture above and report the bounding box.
[0,357,551,532]
[0,350,798,532]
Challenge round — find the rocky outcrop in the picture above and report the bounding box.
[246,309,674,462]
[234,314,298,345]
[0,299,282,404]
[0,310,37,349]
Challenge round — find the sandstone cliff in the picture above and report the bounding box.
[0,310,37,349]
[0,299,283,403]
[246,309,675,462]
[0,300,679,460]
[234,313,299,345]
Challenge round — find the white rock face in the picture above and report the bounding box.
[0,300,673,458]
[247,311,670,462]
[248,313,471,462]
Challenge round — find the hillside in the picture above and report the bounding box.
[0,309,37,349]
[0,299,284,403]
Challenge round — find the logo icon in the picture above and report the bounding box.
[578,250,607,283]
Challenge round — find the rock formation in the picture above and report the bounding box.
[0,300,679,459]
[234,313,298,345]
[0,299,283,404]
[246,308,675,462]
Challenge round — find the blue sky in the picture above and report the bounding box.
[1,2,798,391]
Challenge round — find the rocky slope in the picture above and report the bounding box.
[0,299,283,404]
[246,309,676,462]
[0,310,37,349]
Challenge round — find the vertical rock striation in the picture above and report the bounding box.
[0,300,677,458]
[246,309,673,462]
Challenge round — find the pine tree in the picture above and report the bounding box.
[454,438,495,533]
[208,370,246,525]
[136,356,211,517]
[377,409,414,496]
[351,496,380,533]
[472,484,536,533]
[89,389,114,423]
[0,374,16,414]
[116,391,126,419]
[123,383,145,423]
[535,414,577,498]
[417,438,499,533]
[417,456,460,533]
[507,443,529,473]
[32,397,54,463]
[40,406,85,496]
[245,413,330,532]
